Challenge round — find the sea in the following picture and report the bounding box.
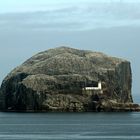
[0,93,138,140]
[0,112,140,140]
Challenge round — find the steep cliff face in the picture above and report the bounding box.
[0,47,138,112]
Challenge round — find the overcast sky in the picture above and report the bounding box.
[1,0,140,30]
[1,0,140,13]
[0,0,140,102]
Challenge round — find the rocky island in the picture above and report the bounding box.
[0,47,140,112]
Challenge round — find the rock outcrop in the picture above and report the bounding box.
[0,47,139,112]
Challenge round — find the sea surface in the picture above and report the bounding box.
[0,112,140,140]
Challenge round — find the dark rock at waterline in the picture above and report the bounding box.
[0,47,139,112]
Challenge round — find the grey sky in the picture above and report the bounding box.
[0,0,140,102]
[1,1,140,30]
[0,0,140,13]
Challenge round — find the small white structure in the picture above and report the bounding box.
[83,81,102,90]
